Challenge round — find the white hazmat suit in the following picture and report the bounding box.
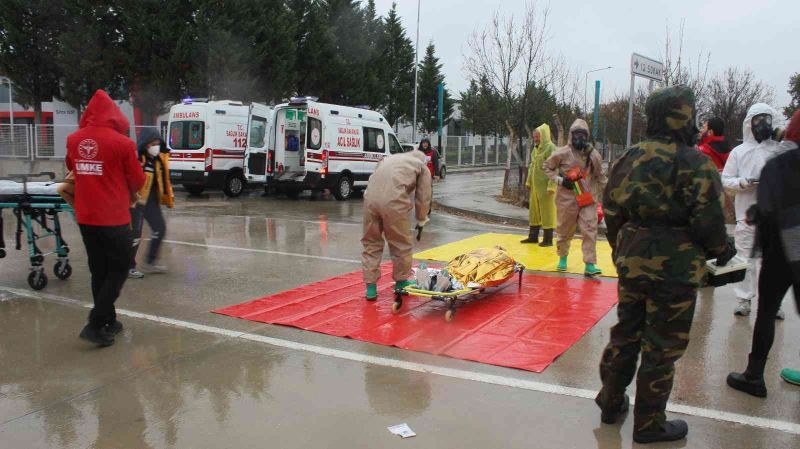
[722,103,783,314]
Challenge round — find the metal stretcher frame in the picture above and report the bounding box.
[0,172,74,290]
[392,263,526,322]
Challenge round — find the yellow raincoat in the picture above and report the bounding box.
[526,124,557,229]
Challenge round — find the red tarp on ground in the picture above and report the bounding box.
[213,265,618,372]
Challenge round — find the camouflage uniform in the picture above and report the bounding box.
[597,86,729,433]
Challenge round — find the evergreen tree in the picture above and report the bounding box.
[416,43,453,134]
[459,80,479,134]
[0,0,65,123]
[785,73,800,119]
[379,3,415,129]
[59,1,129,110]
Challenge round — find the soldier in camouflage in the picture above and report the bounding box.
[595,85,736,444]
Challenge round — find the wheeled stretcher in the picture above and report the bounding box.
[0,173,74,290]
[393,246,525,322]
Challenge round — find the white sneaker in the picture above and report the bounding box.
[128,269,144,279]
[734,299,751,316]
[141,263,168,274]
[776,308,785,320]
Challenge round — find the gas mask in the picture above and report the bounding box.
[751,114,773,143]
[147,144,161,157]
[571,132,588,151]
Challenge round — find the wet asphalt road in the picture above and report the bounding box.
[1,175,798,448]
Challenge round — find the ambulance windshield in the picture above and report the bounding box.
[170,121,205,150]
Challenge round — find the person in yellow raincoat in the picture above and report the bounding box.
[521,124,557,246]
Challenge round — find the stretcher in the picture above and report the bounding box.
[393,246,525,322]
[0,172,74,290]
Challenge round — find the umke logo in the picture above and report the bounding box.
[78,139,99,159]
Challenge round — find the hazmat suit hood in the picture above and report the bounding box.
[409,148,427,164]
[79,89,131,136]
[644,85,696,143]
[136,127,166,158]
[535,123,553,148]
[742,103,778,146]
[567,119,591,148]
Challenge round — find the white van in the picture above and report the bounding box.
[168,99,272,197]
[245,97,404,200]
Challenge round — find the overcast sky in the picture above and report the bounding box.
[374,0,798,114]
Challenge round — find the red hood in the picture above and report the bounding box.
[785,110,800,144]
[699,133,725,146]
[79,89,130,135]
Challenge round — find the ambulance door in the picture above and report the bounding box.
[244,106,270,184]
[277,107,306,176]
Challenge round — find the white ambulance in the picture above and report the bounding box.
[245,97,404,200]
[167,99,272,197]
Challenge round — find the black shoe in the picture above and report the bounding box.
[107,320,123,336]
[539,229,554,247]
[595,394,629,424]
[79,324,115,347]
[520,226,540,244]
[727,371,767,397]
[633,420,689,444]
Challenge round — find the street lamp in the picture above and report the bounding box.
[412,0,421,143]
[584,66,612,117]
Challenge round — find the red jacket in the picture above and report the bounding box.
[66,90,145,226]
[697,134,730,171]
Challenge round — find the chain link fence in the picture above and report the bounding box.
[439,135,529,169]
[1,124,164,160]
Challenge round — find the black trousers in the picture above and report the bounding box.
[79,224,131,328]
[750,246,800,361]
[130,196,166,268]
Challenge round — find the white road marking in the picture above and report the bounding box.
[1,286,799,436]
[160,239,361,264]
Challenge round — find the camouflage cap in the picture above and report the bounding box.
[645,85,696,138]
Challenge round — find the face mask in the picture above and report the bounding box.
[571,134,588,150]
[752,122,773,143]
[147,145,161,157]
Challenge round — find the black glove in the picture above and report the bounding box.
[715,237,737,267]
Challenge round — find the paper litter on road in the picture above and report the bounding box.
[388,423,416,438]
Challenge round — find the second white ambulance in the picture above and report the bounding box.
[245,97,404,200]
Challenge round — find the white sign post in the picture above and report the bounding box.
[626,53,664,147]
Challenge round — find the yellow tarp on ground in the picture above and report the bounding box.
[414,233,617,278]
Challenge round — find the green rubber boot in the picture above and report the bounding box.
[395,280,415,291]
[557,256,568,272]
[585,263,602,276]
[780,368,800,386]
[365,283,378,301]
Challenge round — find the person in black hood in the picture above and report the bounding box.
[128,127,174,278]
[418,138,440,178]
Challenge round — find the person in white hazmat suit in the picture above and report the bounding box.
[722,103,785,319]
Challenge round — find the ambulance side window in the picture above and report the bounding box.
[307,118,322,150]
[388,134,403,154]
[169,121,204,150]
[249,116,267,148]
[363,127,386,153]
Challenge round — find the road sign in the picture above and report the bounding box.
[631,53,664,82]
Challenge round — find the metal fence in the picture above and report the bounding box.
[440,135,527,168]
[1,124,163,160]
[0,124,32,158]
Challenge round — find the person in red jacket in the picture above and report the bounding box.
[66,89,145,347]
[697,117,730,171]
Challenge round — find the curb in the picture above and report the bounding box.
[433,200,529,227]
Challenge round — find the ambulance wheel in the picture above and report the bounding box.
[54,261,72,280]
[223,172,245,197]
[392,300,403,314]
[286,188,301,200]
[334,175,353,201]
[0,248,5,258]
[184,184,204,196]
[28,271,48,290]
[445,309,455,322]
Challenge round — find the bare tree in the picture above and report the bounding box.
[707,67,775,146]
[663,20,711,112]
[464,1,552,201]
[545,55,583,146]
